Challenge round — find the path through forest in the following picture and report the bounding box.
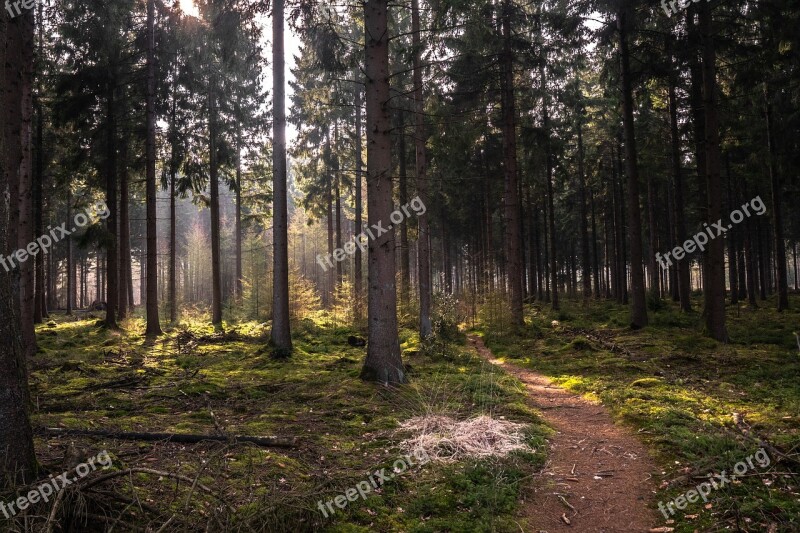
[469,335,661,532]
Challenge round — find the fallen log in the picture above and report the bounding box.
[38,427,298,448]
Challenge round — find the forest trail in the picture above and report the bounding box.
[469,335,660,532]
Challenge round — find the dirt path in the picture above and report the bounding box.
[469,335,660,532]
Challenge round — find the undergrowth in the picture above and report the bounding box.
[7,310,548,532]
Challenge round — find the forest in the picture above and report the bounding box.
[1,0,799,531]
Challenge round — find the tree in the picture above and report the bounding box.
[500,0,524,327]
[361,0,404,384]
[0,9,37,487]
[270,0,293,354]
[699,1,728,341]
[145,0,162,336]
[617,0,648,329]
[411,0,431,339]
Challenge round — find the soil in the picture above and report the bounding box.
[469,335,662,533]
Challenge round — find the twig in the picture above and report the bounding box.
[38,427,298,448]
[45,487,66,533]
[558,494,576,511]
[156,515,177,533]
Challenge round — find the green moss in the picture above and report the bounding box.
[32,311,549,532]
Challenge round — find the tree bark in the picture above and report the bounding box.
[209,74,223,328]
[105,81,119,328]
[354,80,364,320]
[412,0,431,339]
[118,135,130,318]
[269,0,293,352]
[65,187,75,315]
[0,10,37,487]
[618,3,647,328]
[590,187,601,298]
[334,126,343,287]
[577,102,591,301]
[398,108,410,308]
[361,0,404,384]
[699,1,728,341]
[667,41,692,311]
[541,61,558,311]
[145,0,161,336]
[500,0,524,326]
[18,7,35,356]
[235,112,243,302]
[764,83,788,311]
[33,0,45,323]
[725,153,738,305]
[169,76,178,323]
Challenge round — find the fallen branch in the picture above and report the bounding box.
[729,417,800,470]
[38,427,298,448]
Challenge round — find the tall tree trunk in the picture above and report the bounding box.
[501,0,524,326]
[745,217,758,307]
[541,62,558,311]
[118,135,130,319]
[0,10,37,487]
[398,108,410,308]
[757,219,768,300]
[18,8,35,356]
[66,187,74,315]
[270,0,293,352]
[209,75,223,328]
[590,187,601,298]
[699,2,728,341]
[645,154,659,299]
[667,42,692,311]
[764,84,788,311]
[33,0,44,323]
[145,0,161,336]
[526,186,536,300]
[335,143,343,287]
[325,136,334,304]
[726,153,738,305]
[353,80,364,321]
[169,76,178,324]
[235,114,243,301]
[618,3,647,328]
[577,103,591,300]
[483,150,493,293]
[412,0,431,338]
[361,0,404,383]
[105,81,118,328]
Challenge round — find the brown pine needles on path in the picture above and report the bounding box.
[469,335,661,532]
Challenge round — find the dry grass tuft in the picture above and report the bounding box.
[398,415,532,463]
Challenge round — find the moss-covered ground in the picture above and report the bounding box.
[25,311,548,532]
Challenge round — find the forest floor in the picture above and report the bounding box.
[20,311,549,532]
[477,293,800,532]
[9,294,800,532]
[470,334,659,531]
